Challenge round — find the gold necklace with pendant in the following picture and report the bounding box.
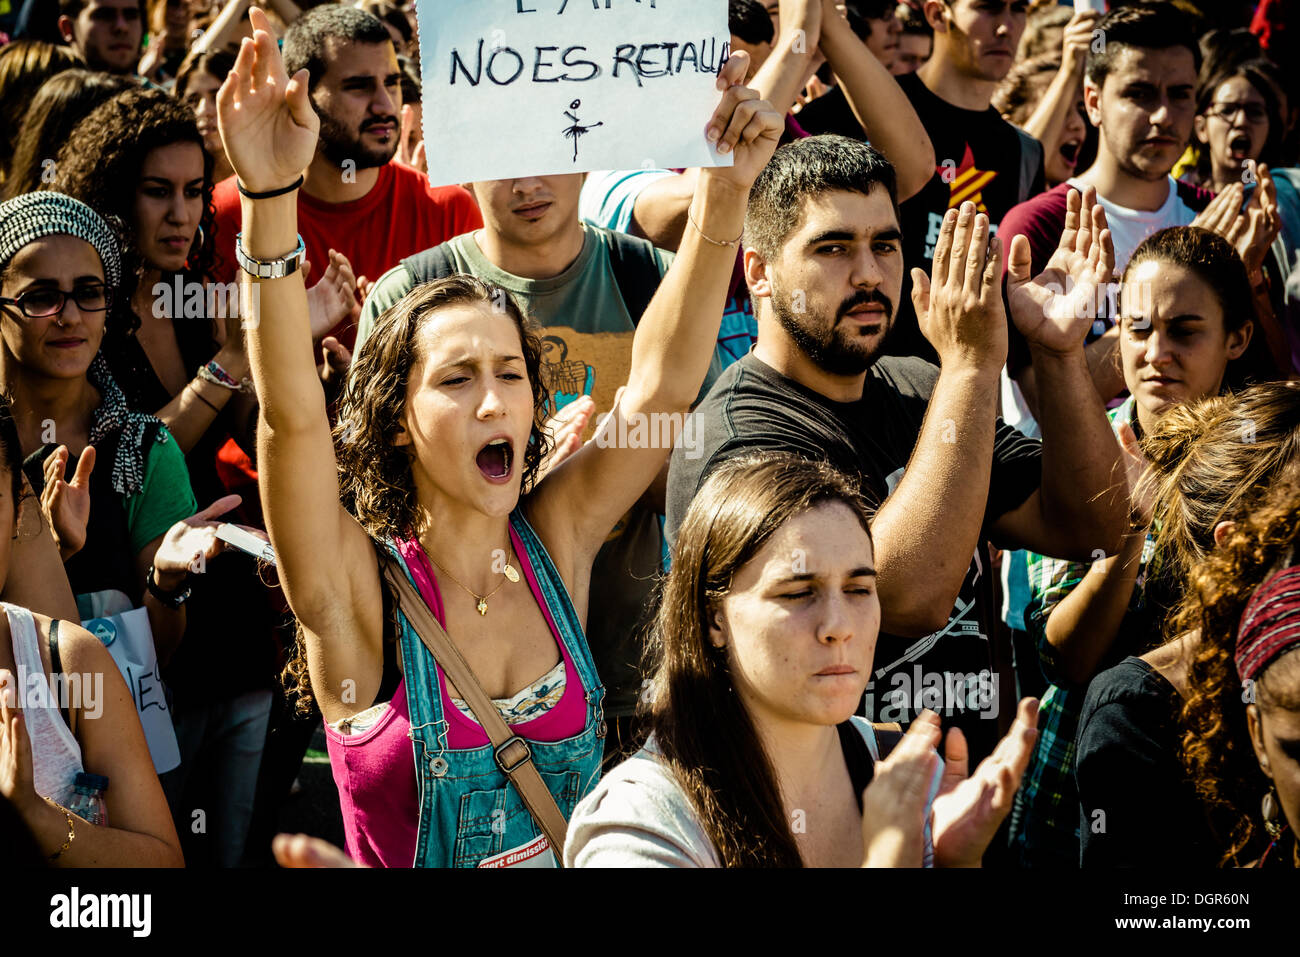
[427,539,520,616]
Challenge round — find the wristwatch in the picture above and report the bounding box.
[146,564,192,609]
[234,233,306,279]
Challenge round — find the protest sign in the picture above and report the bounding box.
[415,0,733,186]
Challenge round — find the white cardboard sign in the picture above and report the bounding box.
[415,0,733,186]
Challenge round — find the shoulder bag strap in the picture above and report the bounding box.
[379,554,570,863]
[871,721,903,760]
[48,619,74,733]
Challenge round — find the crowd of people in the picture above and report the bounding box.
[0,0,1297,871]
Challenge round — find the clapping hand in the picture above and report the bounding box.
[305,250,363,344]
[0,669,39,817]
[1192,166,1281,282]
[1008,186,1115,356]
[537,395,597,484]
[911,201,1008,371]
[41,445,95,562]
[930,698,1039,867]
[860,711,942,867]
[1117,422,1156,529]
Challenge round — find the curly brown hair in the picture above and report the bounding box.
[281,276,553,715]
[1174,469,1300,865]
[46,86,217,337]
[1140,381,1300,614]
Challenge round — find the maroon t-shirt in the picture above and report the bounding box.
[997,180,1213,374]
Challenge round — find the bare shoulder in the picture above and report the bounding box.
[35,613,118,676]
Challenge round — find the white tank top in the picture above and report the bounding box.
[5,603,84,799]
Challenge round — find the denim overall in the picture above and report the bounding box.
[387,509,606,868]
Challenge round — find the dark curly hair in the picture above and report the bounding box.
[1174,469,1300,865]
[47,86,217,339]
[281,276,553,715]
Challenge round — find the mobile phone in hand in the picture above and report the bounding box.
[216,523,276,566]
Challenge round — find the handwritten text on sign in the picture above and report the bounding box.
[415,0,732,186]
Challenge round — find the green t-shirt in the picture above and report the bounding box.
[357,223,696,419]
[126,432,198,556]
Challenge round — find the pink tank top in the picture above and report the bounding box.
[324,524,586,868]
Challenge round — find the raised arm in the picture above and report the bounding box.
[816,0,935,202]
[1017,11,1096,150]
[191,0,253,58]
[528,53,784,570]
[621,0,819,251]
[870,203,1007,636]
[996,187,1128,560]
[216,10,381,700]
[755,0,821,116]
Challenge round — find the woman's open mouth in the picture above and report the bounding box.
[1059,140,1082,168]
[1228,134,1252,160]
[475,437,514,483]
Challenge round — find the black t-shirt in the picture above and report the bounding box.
[666,353,1042,762]
[890,73,1045,364]
[1075,657,1220,868]
[794,86,867,141]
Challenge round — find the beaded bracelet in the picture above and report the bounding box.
[198,360,254,394]
[687,203,742,248]
[44,797,76,861]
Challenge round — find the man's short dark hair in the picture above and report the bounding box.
[1086,3,1202,90]
[283,5,393,91]
[744,135,899,262]
[59,0,146,16]
[729,0,774,46]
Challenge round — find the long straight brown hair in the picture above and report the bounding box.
[642,452,876,868]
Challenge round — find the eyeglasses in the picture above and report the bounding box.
[0,285,111,319]
[1207,102,1269,124]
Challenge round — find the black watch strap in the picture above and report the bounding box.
[146,564,192,608]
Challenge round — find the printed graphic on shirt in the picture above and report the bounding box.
[477,833,558,868]
[718,294,758,368]
[864,467,997,730]
[538,327,632,432]
[944,144,999,215]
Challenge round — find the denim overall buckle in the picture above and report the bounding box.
[494,736,533,775]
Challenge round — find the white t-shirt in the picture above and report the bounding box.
[1067,175,1200,271]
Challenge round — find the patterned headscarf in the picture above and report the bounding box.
[0,193,166,497]
[1237,565,1300,686]
[0,192,122,289]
